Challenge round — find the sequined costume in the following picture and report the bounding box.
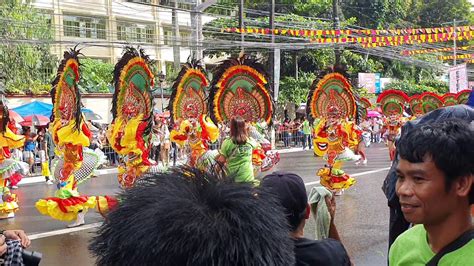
[307,67,360,191]
[107,47,158,189]
[209,54,278,173]
[35,49,98,222]
[377,90,409,161]
[0,99,27,219]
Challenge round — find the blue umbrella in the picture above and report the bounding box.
[12,100,96,118]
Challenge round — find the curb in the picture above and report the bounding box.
[18,168,119,185]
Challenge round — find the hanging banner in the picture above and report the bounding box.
[358,73,377,93]
[449,64,468,93]
[223,25,474,37]
[439,54,473,60]
[401,45,472,56]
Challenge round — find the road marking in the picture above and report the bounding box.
[304,167,391,187]
[28,167,391,240]
[29,222,103,240]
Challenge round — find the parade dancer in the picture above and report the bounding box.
[208,54,279,174]
[106,47,159,189]
[36,49,99,226]
[0,98,27,219]
[167,58,220,170]
[377,90,409,161]
[307,67,360,193]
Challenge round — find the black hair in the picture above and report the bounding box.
[89,166,295,266]
[397,119,474,204]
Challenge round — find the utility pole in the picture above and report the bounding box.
[332,0,341,65]
[453,19,457,66]
[172,0,180,71]
[239,0,245,53]
[269,0,280,149]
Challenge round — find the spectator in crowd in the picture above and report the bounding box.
[0,229,31,257]
[261,171,351,266]
[150,119,162,163]
[43,125,55,184]
[36,129,48,183]
[371,117,382,143]
[301,117,312,150]
[383,105,474,249]
[389,119,474,265]
[216,116,259,185]
[293,118,302,146]
[22,128,37,175]
[282,118,291,147]
[89,167,295,265]
[160,120,171,168]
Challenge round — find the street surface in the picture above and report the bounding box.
[1,143,392,265]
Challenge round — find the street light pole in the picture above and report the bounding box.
[158,71,166,113]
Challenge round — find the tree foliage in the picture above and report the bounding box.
[278,72,316,106]
[78,58,114,93]
[384,79,448,96]
[0,0,57,94]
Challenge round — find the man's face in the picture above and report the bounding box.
[396,157,458,225]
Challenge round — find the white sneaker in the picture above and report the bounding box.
[10,186,18,189]
[46,180,54,185]
[334,190,344,196]
[68,211,86,228]
[355,160,361,165]
[362,159,367,165]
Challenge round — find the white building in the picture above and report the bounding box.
[32,0,219,74]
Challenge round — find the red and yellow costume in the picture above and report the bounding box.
[209,54,278,173]
[0,100,26,218]
[107,47,156,189]
[307,69,359,191]
[377,90,409,161]
[36,50,97,221]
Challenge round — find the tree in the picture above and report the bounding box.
[78,59,114,93]
[384,79,448,96]
[278,72,316,106]
[0,0,57,94]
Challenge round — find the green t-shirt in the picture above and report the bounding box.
[220,137,258,184]
[302,120,311,135]
[389,224,474,266]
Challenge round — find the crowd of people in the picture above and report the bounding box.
[88,116,473,266]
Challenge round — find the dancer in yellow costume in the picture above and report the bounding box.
[0,98,27,219]
[36,49,97,226]
[307,67,360,193]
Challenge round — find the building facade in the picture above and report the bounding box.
[32,0,219,75]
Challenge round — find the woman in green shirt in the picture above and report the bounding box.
[216,116,258,185]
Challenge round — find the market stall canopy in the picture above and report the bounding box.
[20,114,50,126]
[8,110,24,123]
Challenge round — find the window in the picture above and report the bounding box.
[126,0,151,3]
[180,31,190,46]
[63,16,106,39]
[163,30,173,45]
[117,22,155,43]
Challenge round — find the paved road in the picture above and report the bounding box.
[0,143,393,266]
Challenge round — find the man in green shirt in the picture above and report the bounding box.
[389,120,474,266]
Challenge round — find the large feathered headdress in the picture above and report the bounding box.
[456,90,471,104]
[377,90,409,116]
[51,48,82,133]
[409,95,423,116]
[306,66,357,121]
[209,54,274,125]
[442,93,457,107]
[420,92,443,114]
[168,58,209,124]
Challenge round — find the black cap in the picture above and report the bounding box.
[261,171,308,230]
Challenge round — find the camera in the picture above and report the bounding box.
[22,250,42,266]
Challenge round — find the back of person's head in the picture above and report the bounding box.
[90,167,295,266]
[261,171,308,231]
[397,119,474,204]
[230,116,248,145]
